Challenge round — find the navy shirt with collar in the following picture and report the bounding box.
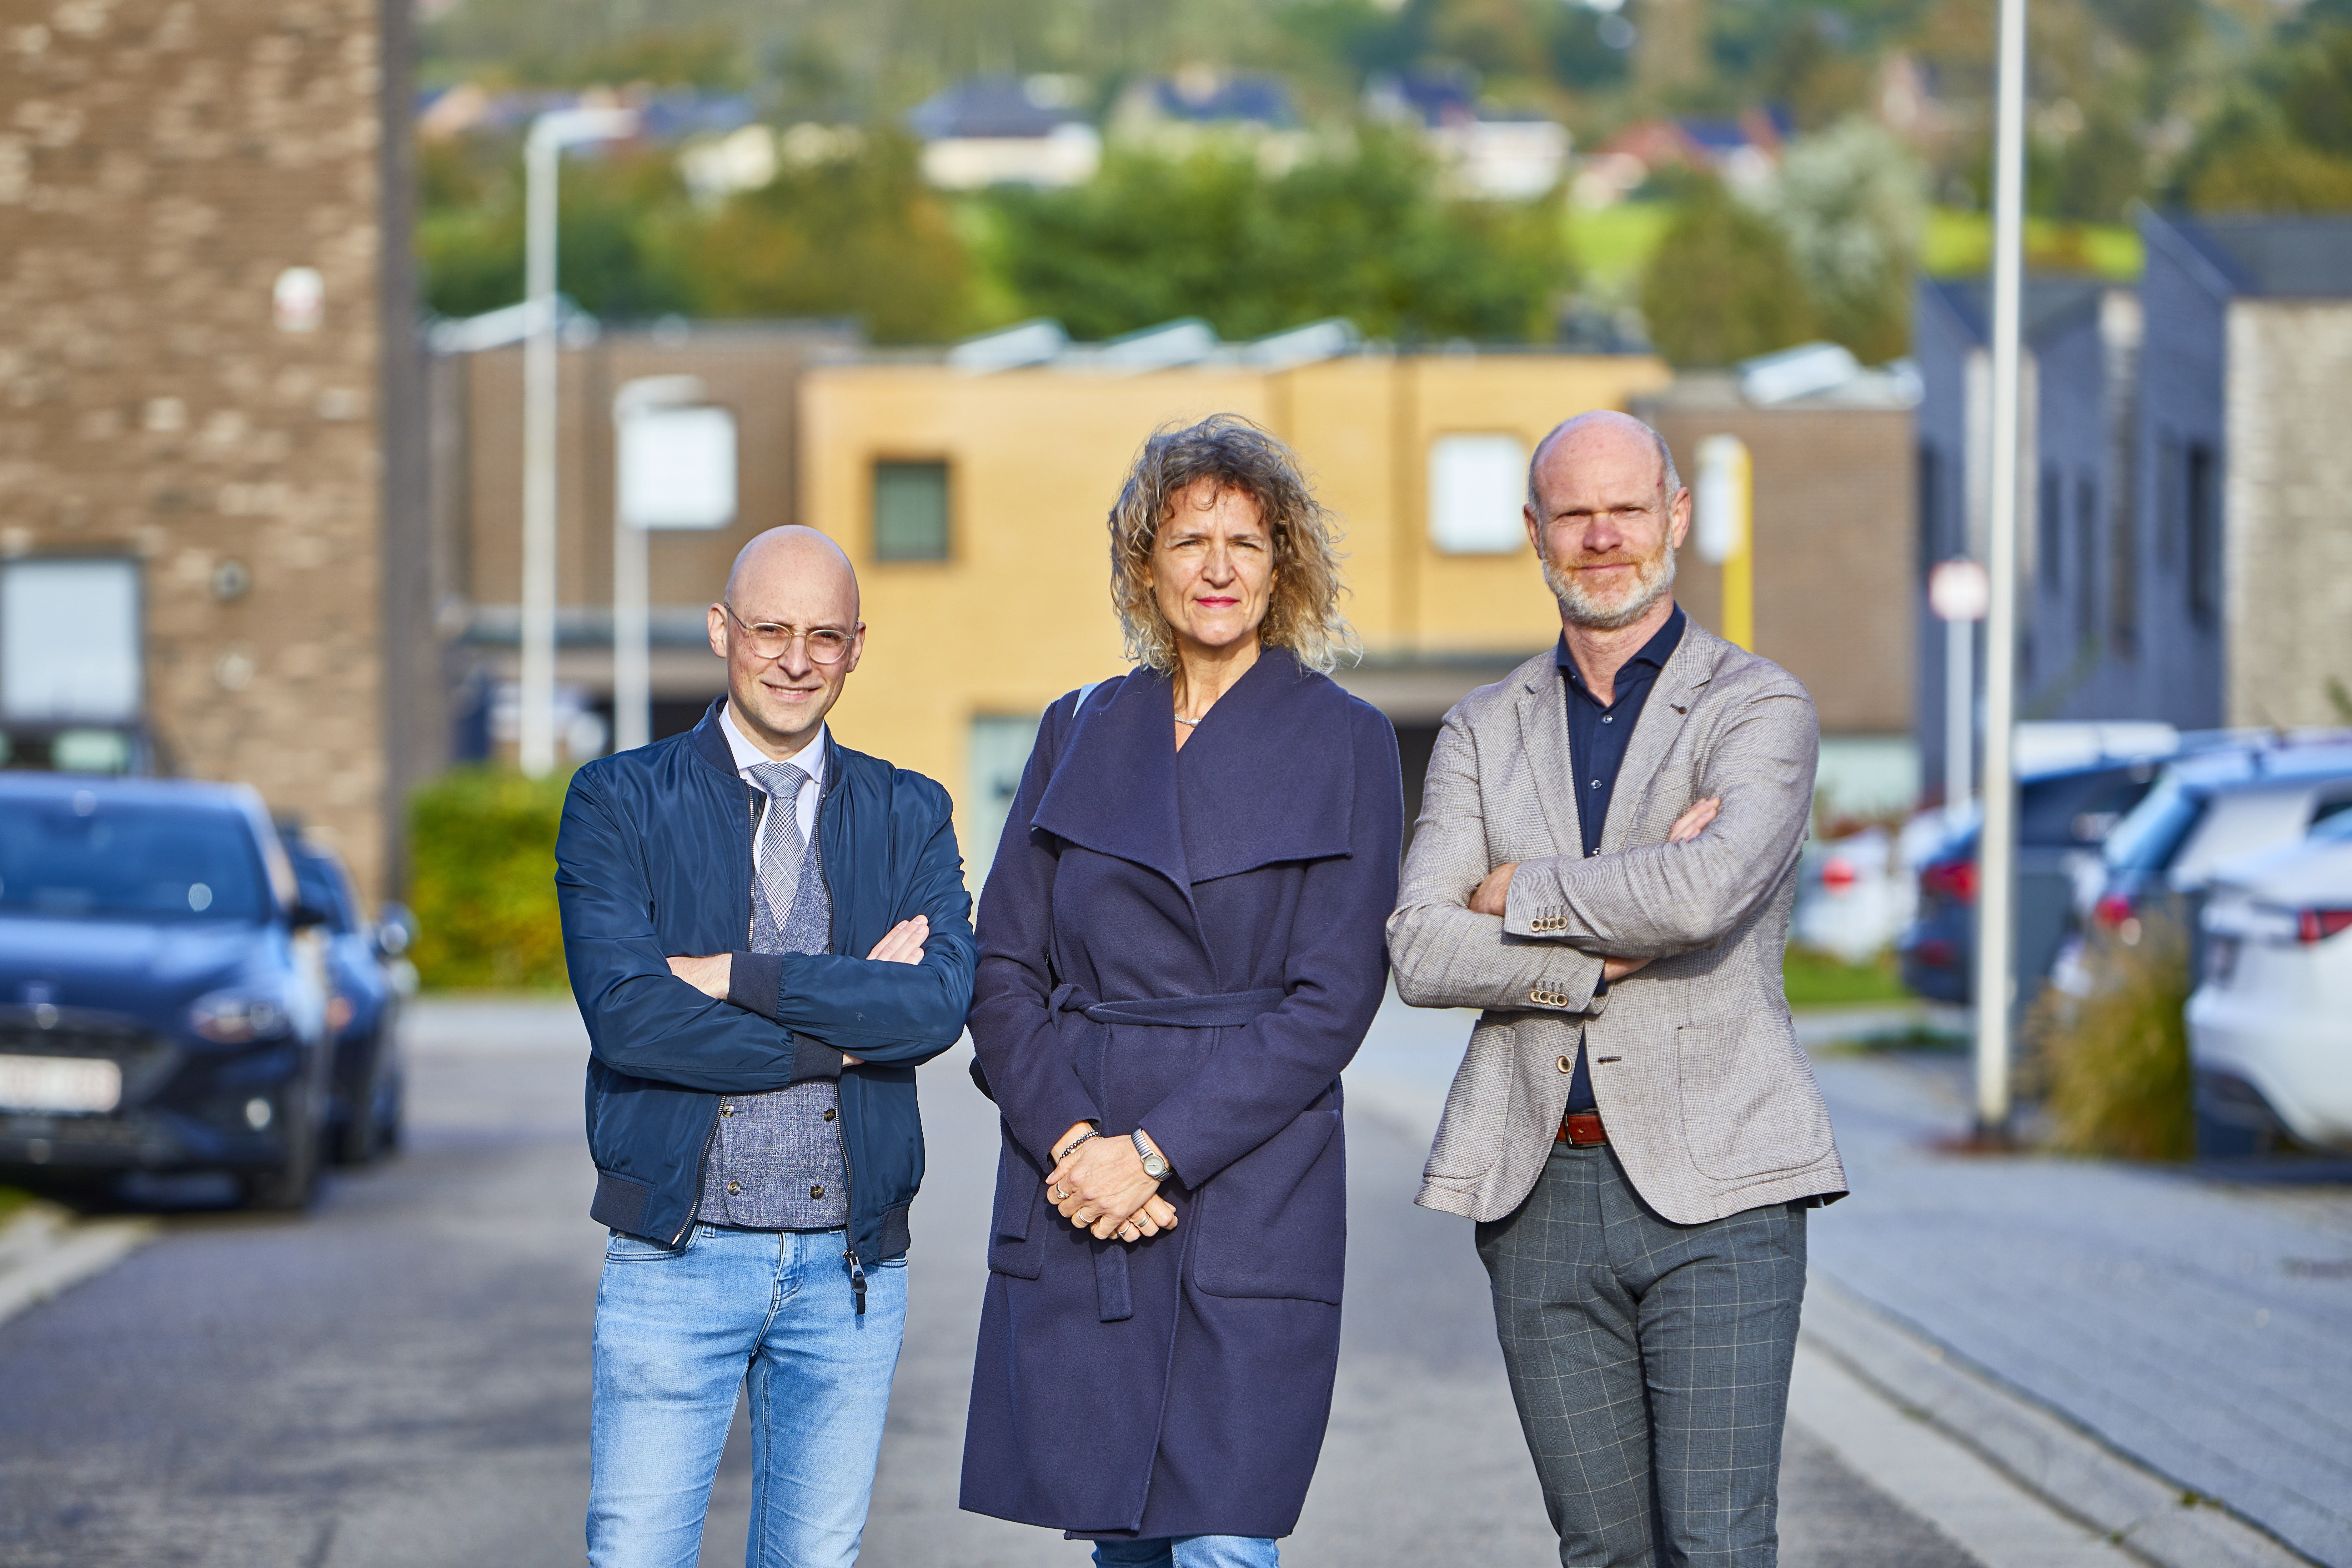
[1554,603,1686,1112]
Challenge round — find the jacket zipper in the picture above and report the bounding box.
[674,776,761,1249]
[815,788,866,1316]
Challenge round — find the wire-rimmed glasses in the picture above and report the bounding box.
[721,603,855,664]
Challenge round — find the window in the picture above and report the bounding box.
[0,558,141,722]
[2185,441,2220,628]
[966,713,1042,889]
[1428,433,1528,555]
[2038,464,2063,593]
[2074,474,2099,641]
[873,460,951,562]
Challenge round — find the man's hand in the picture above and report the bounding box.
[667,953,731,998]
[1670,796,1721,842]
[1469,862,1516,916]
[865,916,928,965]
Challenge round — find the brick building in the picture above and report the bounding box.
[0,0,427,901]
[1636,371,1921,819]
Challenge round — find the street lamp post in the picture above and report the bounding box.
[518,106,636,779]
[1973,0,2032,1140]
[611,375,731,753]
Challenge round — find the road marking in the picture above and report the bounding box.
[0,1202,157,1330]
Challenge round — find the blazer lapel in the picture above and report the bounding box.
[1511,654,1584,856]
[1599,617,1723,853]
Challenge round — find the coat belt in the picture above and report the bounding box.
[1046,983,1286,1321]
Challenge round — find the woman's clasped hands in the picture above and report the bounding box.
[1045,1121,1178,1245]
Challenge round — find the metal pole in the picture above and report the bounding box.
[1973,0,2030,1140]
[612,503,649,752]
[518,126,561,778]
[1946,612,1972,816]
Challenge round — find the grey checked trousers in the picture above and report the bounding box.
[1476,1142,1807,1568]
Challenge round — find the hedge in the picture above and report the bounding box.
[407,766,572,990]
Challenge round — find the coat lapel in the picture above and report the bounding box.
[1598,617,1723,853]
[1173,649,1355,883]
[1030,666,1193,896]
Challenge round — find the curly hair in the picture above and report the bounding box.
[1105,414,1358,675]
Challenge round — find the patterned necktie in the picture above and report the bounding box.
[746,760,809,955]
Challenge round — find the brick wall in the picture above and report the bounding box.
[0,0,417,901]
[2225,301,2352,729]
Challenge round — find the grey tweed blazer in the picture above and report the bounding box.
[1385,616,1847,1227]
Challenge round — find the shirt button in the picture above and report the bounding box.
[1602,715,1613,724]
[1590,779,1601,789]
[726,1181,742,1195]
[822,1107,836,1121]
[809,1185,826,1200]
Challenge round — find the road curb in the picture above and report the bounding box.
[1804,1270,2323,1568]
[0,1202,158,1331]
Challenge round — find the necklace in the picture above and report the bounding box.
[1173,712,1205,726]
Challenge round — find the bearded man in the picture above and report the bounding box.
[1386,411,1846,1567]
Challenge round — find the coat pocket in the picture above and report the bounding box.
[984,1132,1048,1281]
[1423,1018,1519,1180]
[1674,1014,1835,1181]
[1191,1088,1345,1305]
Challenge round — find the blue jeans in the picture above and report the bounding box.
[1093,1537,1280,1568]
[588,1224,908,1568]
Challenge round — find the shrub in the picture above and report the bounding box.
[2033,918,2194,1160]
[407,767,573,990]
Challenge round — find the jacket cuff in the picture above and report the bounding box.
[1520,950,1606,1016]
[726,950,785,1022]
[1501,858,1578,938]
[788,1030,846,1083]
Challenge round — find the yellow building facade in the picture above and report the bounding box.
[797,351,1673,863]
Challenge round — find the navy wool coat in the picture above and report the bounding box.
[958,649,1403,1541]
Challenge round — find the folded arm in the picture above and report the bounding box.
[557,769,822,1095]
[1499,692,1818,955]
[1386,712,1612,1016]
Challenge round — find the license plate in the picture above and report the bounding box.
[0,1055,122,1114]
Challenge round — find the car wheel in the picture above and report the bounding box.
[245,1091,322,1211]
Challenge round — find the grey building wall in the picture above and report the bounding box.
[2132,216,2230,731]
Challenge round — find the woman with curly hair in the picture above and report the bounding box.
[959,414,1404,1567]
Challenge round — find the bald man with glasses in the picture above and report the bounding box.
[557,526,976,1567]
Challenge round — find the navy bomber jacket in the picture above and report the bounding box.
[555,699,975,1281]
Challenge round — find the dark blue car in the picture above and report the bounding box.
[0,774,334,1208]
[277,826,412,1166]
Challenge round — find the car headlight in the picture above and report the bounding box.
[190,989,292,1044]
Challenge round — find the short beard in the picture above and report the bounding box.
[1544,542,1677,631]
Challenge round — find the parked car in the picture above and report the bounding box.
[2052,743,2352,992]
[277,825,412,1165]
[2186,811,2352,1154]
[0,774,334,1208]
[1896,759,2163,1002]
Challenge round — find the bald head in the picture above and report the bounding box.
[725,525,859,618]
[710,526,864,759]
[1527,411,1680,515]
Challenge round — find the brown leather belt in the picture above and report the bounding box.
[1557,1111,1608,1147]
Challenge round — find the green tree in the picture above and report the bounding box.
[988,127,1573,342]
[1640,176,1816,366]
[683,130,976,343]
[419,147,693,321]
[1767,118,1924,362]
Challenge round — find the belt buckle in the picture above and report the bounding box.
[1558,1111,1608,1147]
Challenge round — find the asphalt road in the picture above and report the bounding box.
[0,999,1974,1568]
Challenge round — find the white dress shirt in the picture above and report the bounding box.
[719,703,826,870]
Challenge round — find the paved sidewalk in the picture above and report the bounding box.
[1806,1037,2352,1567]
[1348,994,2351,1568]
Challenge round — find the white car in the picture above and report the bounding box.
[2186,813,2352,1153]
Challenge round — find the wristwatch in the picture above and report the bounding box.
[1132,1130,1171,1180]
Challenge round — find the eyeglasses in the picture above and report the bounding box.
[721,604,856,664]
